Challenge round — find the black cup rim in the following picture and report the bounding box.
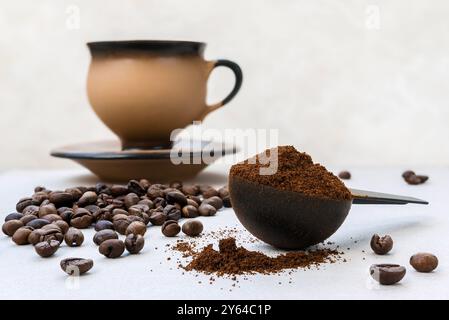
[87,40,206,55]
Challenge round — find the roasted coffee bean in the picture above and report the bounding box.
[161,220,180,237]
[202,196,223,210]
[125,221,147,236]
[12,226,34,245]
[77,191,98,207]
[38,203,57,217]
[57,206,72,215]
[218,186,229,199]
[163,187,180,196]
[99,239,125,258]
[31,192,48,205]
[95,220,114,231]
[410,253,438,273]
[181,205,199,218]
[402,170,415,179]
[112,208,128,217]
[93,229,119,245]
[22,205,40,216]
[416,175,429,183]
[76,186,88,194]
[26,218,50,229]
[20,214,37,225]
[138,199,154,209]
[59,209,73,223]
[35,240,60,257]
[127,215,144,224]
[369,264,406,285]
[110,184,128,197]
[182,220,203,237]
[169,181,182,189]
[128,204,149,216]
[70,208,93,229]
[125,234,145,254]
[65,187,83,201]
[112,214,131,235]
[64,227,84,247]
[370,234,393,255]
[198,204,217,216]
[124,193,140,208]
[187,195,202,205]
[34,186,46,193]
[127,180,146,196]
[338,171,351,180]
[163,205,181,221]
[53,220,69,234]
[153,197,166,208]
[29,225,63,244]
[95,182,110,195]
[16,197,33,213]
[5,213,23,222]
[139,179,151,190]
[2,220,24,236]
[186,198,199,208]
[147,186,164,199]
[49,191,73,207]
[182,184,200,196]
[85,204,101,216]
[200,185,218,198]
[60,258,93,275]
[42,214,61,223]
[149,209,167,226]
[222,196,232,208]
[166,191,187,207]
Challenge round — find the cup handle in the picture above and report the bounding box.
[198,59,243,121]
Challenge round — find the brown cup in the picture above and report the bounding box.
[86,40,242,150]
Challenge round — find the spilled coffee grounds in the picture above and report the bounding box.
[230,145,351,201]
[182,237,343,276]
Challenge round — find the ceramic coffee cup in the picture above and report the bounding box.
[87,40,242,149]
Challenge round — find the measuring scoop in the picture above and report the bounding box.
[229,176,428,249]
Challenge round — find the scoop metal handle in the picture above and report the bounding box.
[350,188,429,205]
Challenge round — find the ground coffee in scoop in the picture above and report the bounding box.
[230,146,351,201]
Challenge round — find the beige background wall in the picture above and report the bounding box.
[1,0,448,170]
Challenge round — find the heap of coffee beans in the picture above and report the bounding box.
[2,180,230,270]
[402,170,429,185]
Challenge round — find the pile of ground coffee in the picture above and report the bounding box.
[230,146,352,201]
[183,237,343,276]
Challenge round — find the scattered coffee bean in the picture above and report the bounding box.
[161,220,181,237]
[163,205,181,221]
[181,184,200,196]
[5,213,23,222]
[12,226,34,245]
[139,179,151,190]
[370,234,393,255]
[153,196,166,207]
[38,203,57,217]
[410,253,438,273]
[42,214,62,223]
[94,220,114,231]
[200,185,218,198]
[402,170,429,185]
[138,199,154,209]
[64,227,84,247]
[148,209,167,226]
[147,186,164,200]
[70,208,93,229]
[16,197,33,213]
[99,239,125,258]
[65,187,83,201]
[218,186,229,199]
[338,171,351,180]
[198,204,217,216]
[125,221,147,236]
[127,180,146,196]
[202,196,223,210]
[49,191,73,207]
[35,240,60,257]
[2,220,24,236]
[369,264,406,285]
[53,220,69,234]
[124,193,140,208]
[28,225,63,244]
[112,214,131,235]
[77,191,98,207]
[166,191,187,207]
[110,184,128,197]
[93,229,119,245]
[26,218,50,229]
[181,205,199,218]
[60,258,93,275]
[20,214,37,225]
[222,196,232,208]
[22,205,40,216]
[125,234,145,254]
[186,198,199,208]
[182,220,203,237]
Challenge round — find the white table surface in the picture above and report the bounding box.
[0,165,448,300]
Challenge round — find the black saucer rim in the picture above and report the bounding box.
[50,140,238,160]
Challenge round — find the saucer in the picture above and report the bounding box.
[51,140,237,182]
